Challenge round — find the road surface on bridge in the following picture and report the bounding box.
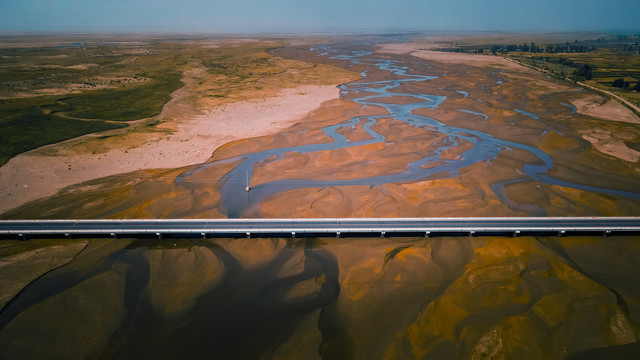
[1,217,640,239]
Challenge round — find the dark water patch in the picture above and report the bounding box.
[514,108,540,120]
[565,340,640,360]
[98,239,340,359]
[561,102,577,114]
[0,239,132,331]
[458,109,489,121]
[1,235,639,359]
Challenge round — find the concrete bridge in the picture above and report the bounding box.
[1,217,640,239]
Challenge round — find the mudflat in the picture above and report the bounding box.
[2,34,640,360]
[4,36,639,219]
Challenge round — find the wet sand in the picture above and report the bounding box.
[1,235,639,359]
[2,39,640,219]
[2,37,640,360]
[0,80,341,214]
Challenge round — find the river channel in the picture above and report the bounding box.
[177,45,640,217]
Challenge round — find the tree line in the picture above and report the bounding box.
[612,78,640,91]
[490,42,597,54]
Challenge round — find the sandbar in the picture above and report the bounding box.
[0,83,341,215]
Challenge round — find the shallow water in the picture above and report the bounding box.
[177,45,640,217]
[1,236,639,359]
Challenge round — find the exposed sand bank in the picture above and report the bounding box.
[572,95,640,124]
[4,39,640,219]
[377,42,519,68]
[0,84,341,215]
[379,41,640,166]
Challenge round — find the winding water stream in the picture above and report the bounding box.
[177,45,640,217]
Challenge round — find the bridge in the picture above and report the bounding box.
[1,217,640,239]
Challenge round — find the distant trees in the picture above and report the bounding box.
[633,81,640,91]
[612,78,630,88]
[489,41,596,54]
[573,63,593,80]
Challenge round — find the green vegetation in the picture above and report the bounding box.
[53,70,183,121]
[0,36,359,166]
[202,43,286,79]
[0,40,187,165]
[436,33,640,111]
[0,96,127,165]
[509,48,640,110]
[189,41,360,108]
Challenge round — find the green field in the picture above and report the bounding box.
[0,36,359,166]
[433,32,640,110]
[0,39,187,165]
[510,48,640,108]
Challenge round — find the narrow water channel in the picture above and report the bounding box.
[177,45,640,217]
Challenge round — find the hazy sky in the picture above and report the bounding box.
[1,0,639,33]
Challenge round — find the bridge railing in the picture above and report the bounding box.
[1,217,639,239]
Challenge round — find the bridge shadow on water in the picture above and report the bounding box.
[1,235,640,359]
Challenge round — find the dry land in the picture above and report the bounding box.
[3,35,640,218]
[0,36,359,215]
[1,33,640,360]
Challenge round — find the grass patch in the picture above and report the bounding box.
[0,102,125,165]
[0,37,359,165]
[53,70,182,121]
[508,48,640,108]
[192,42,360,108]
[0,40,189,164]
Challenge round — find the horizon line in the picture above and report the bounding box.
[1,29,640,37]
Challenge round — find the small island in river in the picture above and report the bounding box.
[1,31,640,359]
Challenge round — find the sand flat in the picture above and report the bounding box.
[0,84,340,215]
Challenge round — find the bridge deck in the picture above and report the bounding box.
[1,217,640,239]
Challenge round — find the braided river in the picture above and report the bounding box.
[177,45,640,217]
